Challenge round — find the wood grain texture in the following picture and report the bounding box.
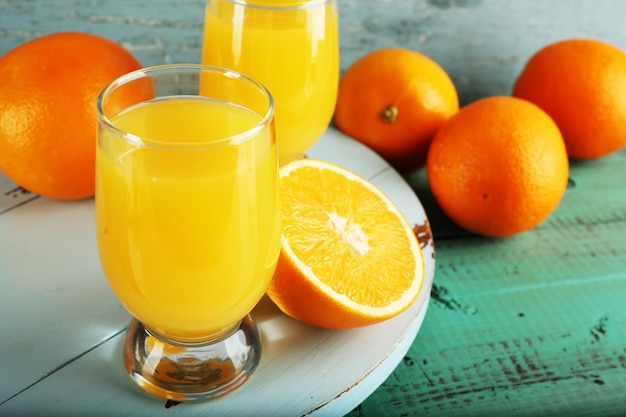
[350,137,626,415]
[0,129,432,417]
[1,0,626,416]
[4,0,626,106]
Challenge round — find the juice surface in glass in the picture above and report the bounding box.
[96,97,280,343]
[201,0,339,163]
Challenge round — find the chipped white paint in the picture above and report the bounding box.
[0,129,434,416]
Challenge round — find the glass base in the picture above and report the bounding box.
[123,315,262,402]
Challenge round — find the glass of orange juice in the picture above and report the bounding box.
[201,0,339,164]
[95,64,280,401]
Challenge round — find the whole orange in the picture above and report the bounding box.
[333,47,458,173]
[0,32,142,200]
[513,38,626,159]
[426,96,569,238]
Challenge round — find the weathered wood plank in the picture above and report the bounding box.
[351,273,626,416]
[4,0,626,107]
[349,150,626,416]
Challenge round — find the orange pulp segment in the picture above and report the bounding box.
[267,158,424,329]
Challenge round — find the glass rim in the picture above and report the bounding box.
[224,0,333,11]
[96,63,275,150]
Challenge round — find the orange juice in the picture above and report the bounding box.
[95,97,280,343]
[201,0,339,163]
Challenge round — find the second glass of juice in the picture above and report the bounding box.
[95,64,280,401]
[201,0,339,164]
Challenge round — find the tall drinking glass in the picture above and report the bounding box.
[95,64,280,401]
[201,0,339,164]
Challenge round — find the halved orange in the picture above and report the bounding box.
[266,158,424,329]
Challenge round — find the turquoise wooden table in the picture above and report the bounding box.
[1,1,626,416]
